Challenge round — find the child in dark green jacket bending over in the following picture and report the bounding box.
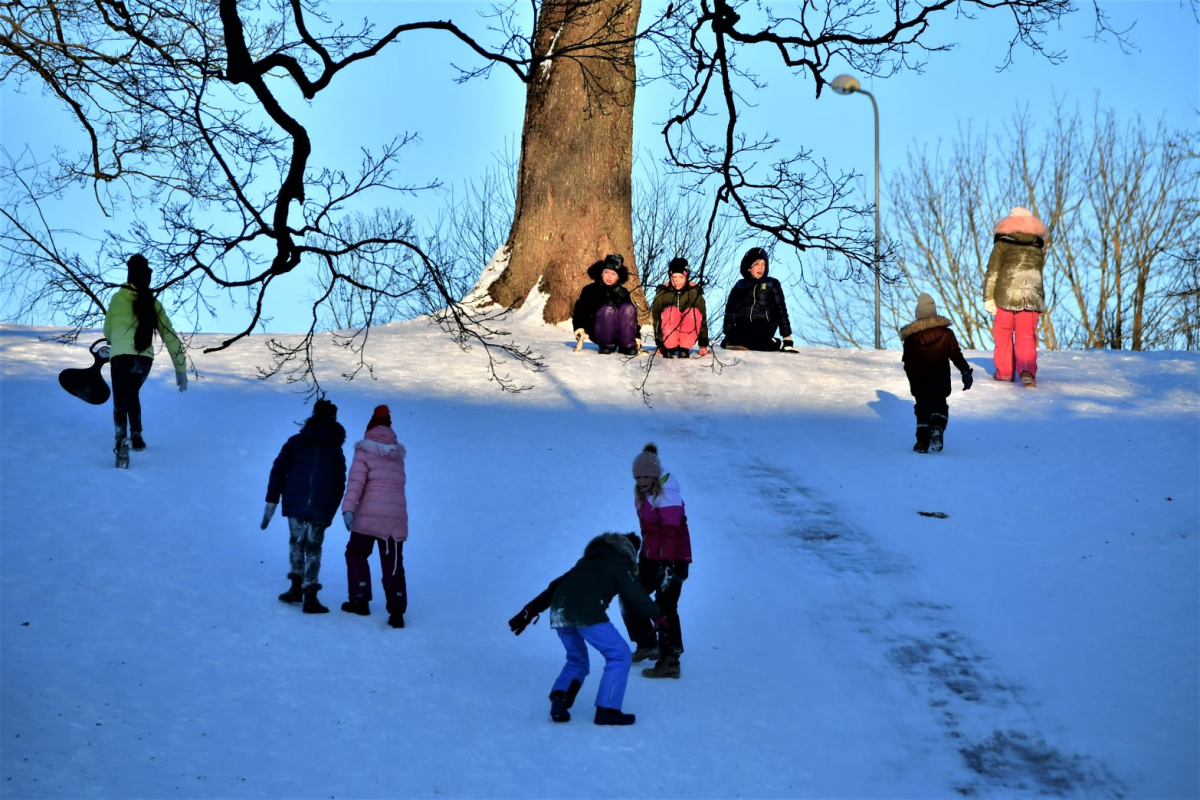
[509,532,664,726]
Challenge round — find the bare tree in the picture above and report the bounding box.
[1,0,1141,392]
[0,0,549,392]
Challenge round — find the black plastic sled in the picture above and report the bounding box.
[58,338,112,405]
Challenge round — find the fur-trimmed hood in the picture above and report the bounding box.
[354,425,405,461]
[586,258,630,285]
[994,208,1048,239]
[582,532,639,567]
[899,315,954,341]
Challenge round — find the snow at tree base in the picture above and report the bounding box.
[1,309,1196,799]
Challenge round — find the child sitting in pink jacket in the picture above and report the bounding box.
[339,405,410,628]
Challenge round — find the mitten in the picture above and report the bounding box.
[780,338,798,353]
[176,371,188,392]
[984,299,997,315]
[961,368,974,391]
[343,510,355,532]
[573,329,586,352]
[652,615,670,630]
[508,605,539,635]
[260,502,277,530]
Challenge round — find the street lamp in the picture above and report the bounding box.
[829,73,882,350]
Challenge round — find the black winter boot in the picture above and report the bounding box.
[594,707,636,726]
[278,576,303,604]
[929,413,947,452]
[341,598,370,615]
[130,432,146,451]
[114,436,131,469]
[388,613,405,628]
[302,585,329,614]
[548,677,581,722]
[549,692,571,722]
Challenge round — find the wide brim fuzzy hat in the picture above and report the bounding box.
[994,206,1049,238]
[631,442,662,479]
[366,404,391,431]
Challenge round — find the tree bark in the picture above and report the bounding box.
[487,0,645,324]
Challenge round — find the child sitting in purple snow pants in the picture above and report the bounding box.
[571,254,641,356]
[509,532,665,726]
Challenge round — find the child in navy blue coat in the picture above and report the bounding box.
[262,399,347,612]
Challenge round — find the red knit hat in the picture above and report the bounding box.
[366,404,391,431]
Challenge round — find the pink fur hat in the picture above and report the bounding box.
[994,206,1048,237]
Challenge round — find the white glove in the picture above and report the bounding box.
[260,502,277,530]
[984,299,997,315]
[573,329,586,352]
[176,371,188,392]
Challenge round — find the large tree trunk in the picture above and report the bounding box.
[487,0,645,324]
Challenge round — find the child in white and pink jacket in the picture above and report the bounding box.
[339,405,409,629]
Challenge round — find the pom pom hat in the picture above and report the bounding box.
[632,443,662,479]
[312,398,338,421]
[367,404,392,431]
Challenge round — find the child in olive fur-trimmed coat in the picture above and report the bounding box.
[508,532,666,726]
[900,293,973,453]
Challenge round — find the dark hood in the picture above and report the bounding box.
[300,417,347,447]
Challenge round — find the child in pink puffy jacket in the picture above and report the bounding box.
[339,405,410,629]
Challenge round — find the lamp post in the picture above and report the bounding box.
[830,73,882,350]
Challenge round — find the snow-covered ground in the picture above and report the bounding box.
[1,312,1197,799]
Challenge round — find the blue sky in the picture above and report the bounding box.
[1,0,1196,333]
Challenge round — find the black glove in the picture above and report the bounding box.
[961,368,974,391]
[508,606,539,635]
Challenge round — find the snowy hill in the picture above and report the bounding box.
[1,316,1197,799]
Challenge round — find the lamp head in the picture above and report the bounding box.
[830,74,861,95]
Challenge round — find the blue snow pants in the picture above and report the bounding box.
[552,622,632,710]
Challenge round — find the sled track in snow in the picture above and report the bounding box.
[748,461,1127,798]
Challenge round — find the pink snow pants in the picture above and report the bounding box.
[660,306,703,350]
[992,308,1039,380]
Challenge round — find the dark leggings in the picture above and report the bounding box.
[110,354,153,439]
[621,557,688,657]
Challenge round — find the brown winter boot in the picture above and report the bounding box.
[631,645,660,663]
[641,657,681,679]
[1020,371,1037,388]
